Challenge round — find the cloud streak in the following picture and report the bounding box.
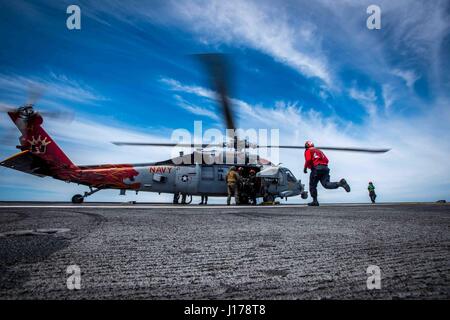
[0,72,108,105]
[171,0,331,84]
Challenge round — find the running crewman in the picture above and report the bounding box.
[303,141,351,206]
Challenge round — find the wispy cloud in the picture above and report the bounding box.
[0,72,108,105]
[160,77,220,121]
[348,87,378,118]
[160,77,215,99]
[173,94,219,121]
[150,1,332,85]
[381,84,395,113]
[392,69,420,89]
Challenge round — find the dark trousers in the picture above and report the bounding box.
[227,183,239,205]
[309,165,339,200]
[173,193,179,204]
[369,191,377,203]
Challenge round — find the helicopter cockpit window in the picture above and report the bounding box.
[286,170,297,182]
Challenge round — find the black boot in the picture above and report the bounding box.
[339,179,351,192]
[308,198,319,206]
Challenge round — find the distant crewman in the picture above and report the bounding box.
[173,192,180,204]
[368,182,377,204]
[226,166,240,205]
[199,195,208,205]
[248,169,257,205]
[237,167,248,204]
[303,141,351,206]
[237,167,245,184]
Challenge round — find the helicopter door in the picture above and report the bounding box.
[175,165,199,194]
[256,166,280,195]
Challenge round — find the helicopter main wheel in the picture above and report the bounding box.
[71,194,84,204]
[263,194,274,203]
[184,195,193,204]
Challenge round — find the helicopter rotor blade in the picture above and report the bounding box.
[256,145,390,153]
[1,80,73,123]
[0,105,18,146]
[38,109,75,122]
[0,101,74,150]
[112,141,390,153]
[112,142,225,148]
[26,83,47,106]
[195,53,236,134]
[0,104,17,113]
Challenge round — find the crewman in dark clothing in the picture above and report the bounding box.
[199,195,208,205]
[368,182,376,204]
[173,192,180,204]
[248,169,257,205]
[303,141,351,206]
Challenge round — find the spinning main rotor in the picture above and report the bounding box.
[113,54,390,154]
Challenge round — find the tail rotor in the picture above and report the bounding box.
[0,84,74,152]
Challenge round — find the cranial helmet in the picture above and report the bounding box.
[305,140,314,149]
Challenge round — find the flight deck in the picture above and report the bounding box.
[0,202,448,299]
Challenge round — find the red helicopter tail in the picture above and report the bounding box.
[5,105,77,172]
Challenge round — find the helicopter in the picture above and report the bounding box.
[0,54,389,204]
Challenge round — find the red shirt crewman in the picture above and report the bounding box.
[303,141,351,206]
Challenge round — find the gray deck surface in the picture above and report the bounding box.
[0,203,448,299]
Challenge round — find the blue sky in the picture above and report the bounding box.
[0,0,449,203]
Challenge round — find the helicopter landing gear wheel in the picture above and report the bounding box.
[183,195,193,204]
[263,194,274,203]
[71,187,102,204]
[71,194,84,204]
[179,194,193,204]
